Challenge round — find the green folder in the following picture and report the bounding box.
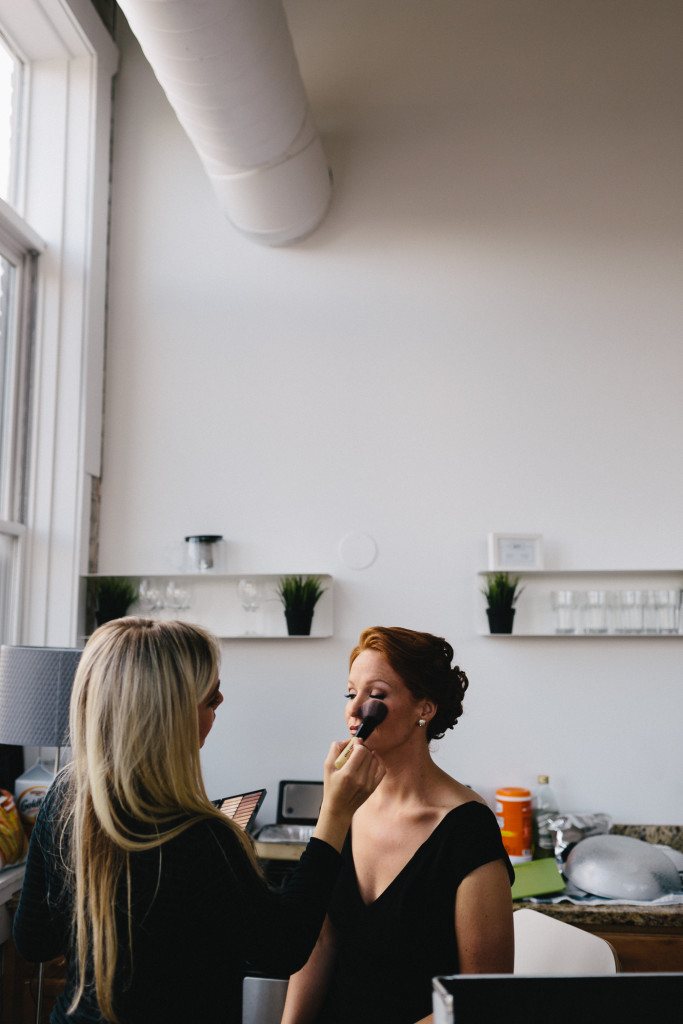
[511,858,566,899]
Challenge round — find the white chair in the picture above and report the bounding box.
[513,907,619,974]
[242,975,288,1024]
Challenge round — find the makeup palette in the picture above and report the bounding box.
[213,789,266,832]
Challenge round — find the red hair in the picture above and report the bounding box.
[350,626,469,740]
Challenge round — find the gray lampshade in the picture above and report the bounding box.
[0,645,82,747]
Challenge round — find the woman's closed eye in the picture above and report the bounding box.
[344,692,386,701]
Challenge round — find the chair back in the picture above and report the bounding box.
[513,907,619,974]
[242,975,288,1024]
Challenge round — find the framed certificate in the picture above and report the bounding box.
[488,533,543,571]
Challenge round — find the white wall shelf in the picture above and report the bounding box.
[80,573,333,640]
[477,569,683,638]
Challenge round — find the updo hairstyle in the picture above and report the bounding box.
[349,626,469,740]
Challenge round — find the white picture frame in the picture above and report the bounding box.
[488,533,543,571]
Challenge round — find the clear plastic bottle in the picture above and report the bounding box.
[533,774,559,859]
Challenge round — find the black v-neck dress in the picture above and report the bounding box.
[317,801,514,1024]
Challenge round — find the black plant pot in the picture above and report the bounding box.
[486,607,515,634]
[95,601,133,627]
[285,609,314,636]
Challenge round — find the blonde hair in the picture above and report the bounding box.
[63,617,259,1020]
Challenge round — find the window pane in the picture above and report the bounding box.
[0,529,18,643]
[0,32,22,204]
[0,251,18,519]
[0,238,31,644]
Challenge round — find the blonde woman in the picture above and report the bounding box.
[13,618,384,1023]
[281,626,514,1024]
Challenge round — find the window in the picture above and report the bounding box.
[0,0,117,645]
[0,29,21,203]
[0,214,38,643]
[0,31,35,643]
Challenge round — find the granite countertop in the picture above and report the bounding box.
[515,824,683,930]
[610,823,683,851]
[512,899,683,930]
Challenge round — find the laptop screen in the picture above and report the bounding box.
[433,973,683,1024]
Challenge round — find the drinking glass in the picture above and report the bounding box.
[581,590,612,634]
[165,580,191,611]
[654,590,682,634]
[615,591,644,634]
[139,578,164,612]
[642,591,658,634]
[551,591,580,634]
[237,578,262,635]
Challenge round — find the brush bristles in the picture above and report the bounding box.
[356,699,387,740]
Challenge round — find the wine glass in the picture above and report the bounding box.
[237,578,261,635]
[139,578,164,613]
[165,580,191,611]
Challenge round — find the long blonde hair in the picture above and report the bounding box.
[63,617,259,1020]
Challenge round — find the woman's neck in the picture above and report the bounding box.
[369,746,443,806]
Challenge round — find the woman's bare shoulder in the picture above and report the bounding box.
[435,770,489,811]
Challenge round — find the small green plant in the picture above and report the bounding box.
[92,576,139,624]
[276,574,327,612]
[481,572,524,611]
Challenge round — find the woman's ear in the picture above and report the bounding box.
[420,700,436,722]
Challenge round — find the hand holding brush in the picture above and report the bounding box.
[314,729,385,852]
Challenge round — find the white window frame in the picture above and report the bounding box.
[0,0,117,645]
[0,200,44,644]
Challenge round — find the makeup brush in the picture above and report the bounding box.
[334,699,388,770]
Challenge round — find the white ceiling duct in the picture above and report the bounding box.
[116,0,332,245]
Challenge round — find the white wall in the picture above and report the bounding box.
[99,1,683,826]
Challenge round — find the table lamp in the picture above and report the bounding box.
[0,644,82,1024]
[0,645,83,774]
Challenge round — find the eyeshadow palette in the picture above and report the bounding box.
[213,789,266,832]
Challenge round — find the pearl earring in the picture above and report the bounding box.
[418,718,426,728]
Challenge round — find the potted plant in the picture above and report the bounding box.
[92,576,139,627]
[276,575,327,636]
[482,572,524,634]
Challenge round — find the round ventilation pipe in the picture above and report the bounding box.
[116,0,332,245]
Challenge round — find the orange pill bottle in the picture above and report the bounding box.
[495,787,532,864]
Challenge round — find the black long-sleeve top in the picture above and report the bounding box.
[13,777,341,1023]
